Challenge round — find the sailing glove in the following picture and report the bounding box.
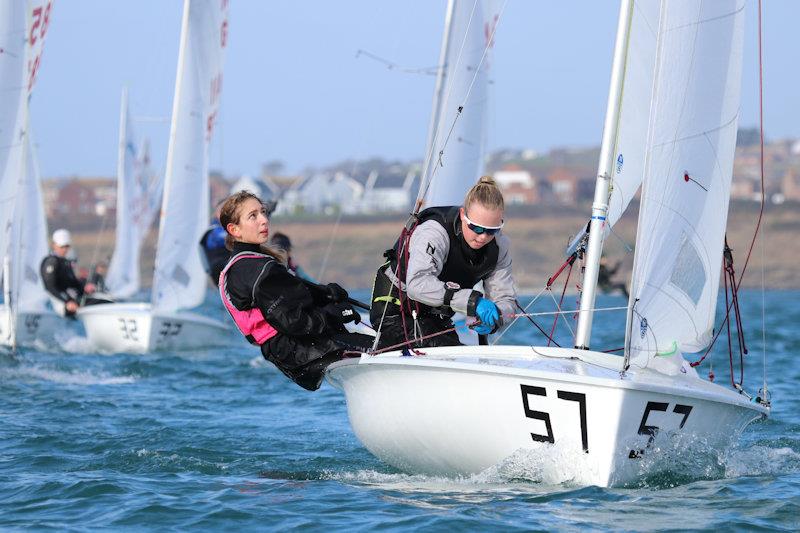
[475,297,500,329]
[472,323,494,335]
[325,282,349,303]
[325,302,361,325]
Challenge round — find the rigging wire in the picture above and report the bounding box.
[415,0,508,208]
[372,0,508,345]
[757,0,768,402]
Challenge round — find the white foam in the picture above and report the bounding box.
[8,365,137,385]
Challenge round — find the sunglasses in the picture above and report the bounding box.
[463,212,504,236]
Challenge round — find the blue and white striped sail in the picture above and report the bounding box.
[420,0,501,208]
[627,1,745,365]
[152,0,228,312]
[106,90,163,299]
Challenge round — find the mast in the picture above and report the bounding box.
[152,0,190,305]
[418,0,456,207]
[573,0,635,350]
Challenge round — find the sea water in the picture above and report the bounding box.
[1,290,798,531]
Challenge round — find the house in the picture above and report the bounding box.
[494,169,538,205]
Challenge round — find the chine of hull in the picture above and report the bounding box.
[326,346,768,487]
[0,307,62,349]
[77,302,231,354]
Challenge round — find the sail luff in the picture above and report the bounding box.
[418,0,456,208]
[574,0,636,349]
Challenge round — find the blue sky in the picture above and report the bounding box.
[31,0,800,178]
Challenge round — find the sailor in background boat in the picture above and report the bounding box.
[40,229,96,317]
[269,232,316,283]
[218,191,373,391]
[370,176,517,349]
[199,200,232,286]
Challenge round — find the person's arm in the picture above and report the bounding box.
[482,234,517,319]
[251,262,335,336]
[404,222,482,316]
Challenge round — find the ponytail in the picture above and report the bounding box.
[464,175,504,211]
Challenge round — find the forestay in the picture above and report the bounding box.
[420,0,501,208]
[106,90,162,299]
[152,0,228,312]
[627,1,745,364]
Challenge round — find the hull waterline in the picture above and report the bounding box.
[326,345,768,487]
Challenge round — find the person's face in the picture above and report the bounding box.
[460,203,504,250]
[227,198,269,245]
[53,243,70,257]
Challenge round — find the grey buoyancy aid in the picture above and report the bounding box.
[219,251,279,345]
[372,206,499,319]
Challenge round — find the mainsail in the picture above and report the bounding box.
[8,134,50,313]
[1,0,53,329]
[152,0,228,312]
[627,1,745,363]
[420,0,501,208]
[0,1,30,282]
[106,89,162,299]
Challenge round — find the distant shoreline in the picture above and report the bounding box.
[61,200,799,291]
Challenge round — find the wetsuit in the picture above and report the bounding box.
[200,220,230,287]
[370,206,516,349]
[40,254,85,316]
[221,241,373,391]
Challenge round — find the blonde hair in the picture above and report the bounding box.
[464,175,504,212]
[219,190,286,263]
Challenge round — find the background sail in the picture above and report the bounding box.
[0,1,29,285]
[152,0,228,312]
[420,0,500,208]
[106,91,163,299]
[628,1,745,363]
[1,0,52,305]
[10,134,50,312]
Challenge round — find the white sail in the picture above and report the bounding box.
[627,1,745,364]
[0,1,29,285]
[9,133,50,313]
[605,1,661,229]
[152,0,228,312]
[420,0,500,208]
[106,90,163,299]
[1,0,53,332]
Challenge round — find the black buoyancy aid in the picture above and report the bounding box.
[374,206,499,318]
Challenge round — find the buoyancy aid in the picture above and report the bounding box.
[219,251,279,345]
[372,206,499,319]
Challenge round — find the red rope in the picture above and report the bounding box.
[547,260,573,347]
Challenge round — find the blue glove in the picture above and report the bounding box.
[475,297,500,328]
[473,323,493,335]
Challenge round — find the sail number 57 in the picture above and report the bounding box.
[520,384,589,452]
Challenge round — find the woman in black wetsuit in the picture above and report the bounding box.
[218,190,372,391]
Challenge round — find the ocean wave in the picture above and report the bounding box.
[5,365,137,386]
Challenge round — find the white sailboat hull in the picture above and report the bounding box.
[0,306,62,349]
[326,345,768,487]
[77,302,231,354]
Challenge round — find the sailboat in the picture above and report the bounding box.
[326,0,770,487]
[1,0,60,350]
[103,88,163,300]
[78,0,231,353]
